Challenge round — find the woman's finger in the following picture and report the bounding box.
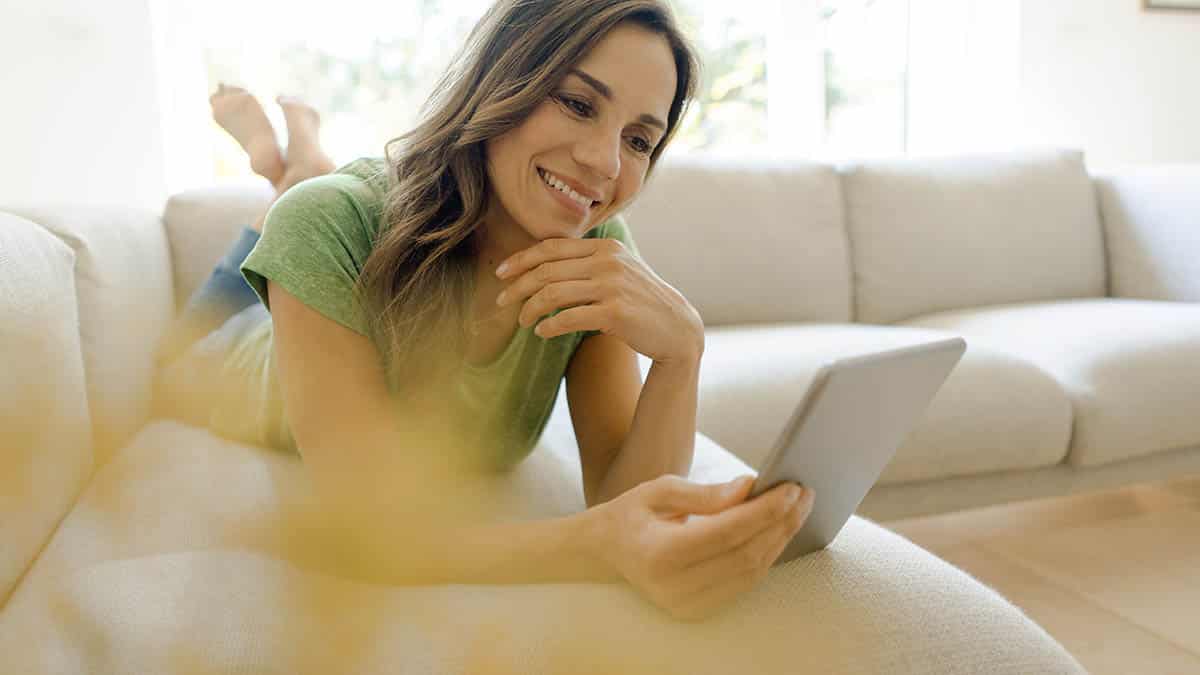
[533,303,616,339]
[648,475,753,517]
[517,279,601,328]
[497,256,592,308]
[495,237,601,280]
[664,497,808,607]
[667,483,802,567]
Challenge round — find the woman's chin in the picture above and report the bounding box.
[530,214,590,238]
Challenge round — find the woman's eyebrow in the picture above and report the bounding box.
[568,68,667,131]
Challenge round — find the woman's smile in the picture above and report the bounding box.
[537,166,600,219]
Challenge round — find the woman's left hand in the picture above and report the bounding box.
[494,237,704,364]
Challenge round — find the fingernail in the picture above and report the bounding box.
[789,486,804,504]
[495,262,509,277]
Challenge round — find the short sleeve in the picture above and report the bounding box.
[581,214,642,340]
[240,174,379,337]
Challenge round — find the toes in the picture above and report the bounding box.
[211,83,253,104]
[277,95,313,115]
[277,96,321,127]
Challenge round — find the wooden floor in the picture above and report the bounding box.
[881,474,1200,675]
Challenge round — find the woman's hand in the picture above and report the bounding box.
[591,474,816,622]
[494,237,704,364]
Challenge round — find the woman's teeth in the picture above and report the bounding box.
[539,168,594,209]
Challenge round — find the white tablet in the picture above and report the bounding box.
[749,336,967,565]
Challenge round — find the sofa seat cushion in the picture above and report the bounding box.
[899,298,1200,467]
[685,323,1073,485]
[0,420,1082,674]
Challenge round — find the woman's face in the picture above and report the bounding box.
[483,22,678,246]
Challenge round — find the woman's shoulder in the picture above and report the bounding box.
[330,156,391,215]
[267,157,389,235]
[334,156,391,194]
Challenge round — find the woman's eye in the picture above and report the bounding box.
[627,136,652,154]
[556,94,593,118]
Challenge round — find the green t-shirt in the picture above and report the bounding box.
[223,157,642,472]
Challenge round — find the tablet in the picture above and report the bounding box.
[750,336,967,565]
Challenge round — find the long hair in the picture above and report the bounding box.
[353,0,700,401]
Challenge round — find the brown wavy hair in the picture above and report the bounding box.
[353,0,699,400]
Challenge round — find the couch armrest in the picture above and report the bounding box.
[1094,165,1200,303]
[0,213,92,609]
[1,204,175,467]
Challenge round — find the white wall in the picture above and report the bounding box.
[1019,0,1200,168]
[0,0,168,211]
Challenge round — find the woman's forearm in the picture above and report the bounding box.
[593,353,702,506]
[305,419,622,587]
[336,503,620,586]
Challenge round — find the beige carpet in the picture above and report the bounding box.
[882,474,1200,675]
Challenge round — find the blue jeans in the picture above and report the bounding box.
[156,225,265,371]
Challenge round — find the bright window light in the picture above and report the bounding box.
[153,0,1017,189]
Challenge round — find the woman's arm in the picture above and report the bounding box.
[592,354,702,506]
[268,279,619,586]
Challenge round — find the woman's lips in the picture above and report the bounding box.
[538,168,593,217]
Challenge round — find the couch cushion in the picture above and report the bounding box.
[0,420,1082,674]
[2,206,175,466]
[622,157,852,325]
[687,323,1072,485]
[901,299,1200,467]
[163,182,274,311]
[0,213,92,608]
[1095,164,1200,303]
[840,149,1107,324]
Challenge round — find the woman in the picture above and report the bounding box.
[156,0,814,623]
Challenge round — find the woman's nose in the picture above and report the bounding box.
[572,126,620,181]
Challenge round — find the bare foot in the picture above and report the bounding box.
[276,95,336,192]
[210,84,285,188]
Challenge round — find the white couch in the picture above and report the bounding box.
[6,147,1194,673]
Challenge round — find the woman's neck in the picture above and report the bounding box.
[472,205,537,279]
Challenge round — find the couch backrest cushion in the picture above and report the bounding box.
[621,157,852,325]
[1094,164,1200,303]
[163,182,275,311]
[840,149,1108,324]
[2,206,175,466]
[0,213,92,608]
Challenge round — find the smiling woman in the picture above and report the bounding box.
[154,0,812,624]
[355,4,699,395]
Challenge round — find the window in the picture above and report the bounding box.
[153,0,1017,190]
[820,0,912,158]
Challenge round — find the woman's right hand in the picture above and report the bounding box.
[593,474,815,622]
